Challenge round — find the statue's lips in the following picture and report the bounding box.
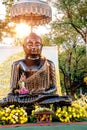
[30,50,40,54]
[31,54,38,56]
[26,50,38,54]
[28,54,40,60]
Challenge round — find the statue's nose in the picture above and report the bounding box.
[31,45,37,53]
[31,47,36,51]
[32,42,38,49]
[32,44,36,49]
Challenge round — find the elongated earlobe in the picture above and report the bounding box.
[41,45,43,50]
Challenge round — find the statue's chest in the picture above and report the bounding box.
[20,67,37,78]
[25,70,49,92]
[19,62,41,78]
[25,70,36,78]
[18,60,50,93]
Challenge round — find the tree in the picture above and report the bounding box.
[41,34,51,46]
[59,42,87,97]
[48,0,87,97]
[0,0,16,42]
[52,0,87,44]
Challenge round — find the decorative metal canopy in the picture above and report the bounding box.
[10,0,52,26]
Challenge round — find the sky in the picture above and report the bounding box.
[0,2,6,19]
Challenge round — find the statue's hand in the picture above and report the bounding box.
[14,89,19,94]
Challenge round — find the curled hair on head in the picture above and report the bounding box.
[24,32,42,44]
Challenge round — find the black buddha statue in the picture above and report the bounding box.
[1,32,71,110]
[11,32,57,95]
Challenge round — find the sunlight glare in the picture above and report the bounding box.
[15,23,31,38]
[2,38,14,45]
[0,3,6,19]
[34,26,49,35]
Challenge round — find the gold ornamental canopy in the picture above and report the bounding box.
[10,0,52,26]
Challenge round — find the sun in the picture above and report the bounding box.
[15,23,49,38]
[15,23,31,38]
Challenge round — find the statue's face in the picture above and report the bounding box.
[23,33,42,58]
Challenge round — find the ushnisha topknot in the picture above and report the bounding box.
[24,32,42,44]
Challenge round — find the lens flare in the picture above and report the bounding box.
[15,23,31,38]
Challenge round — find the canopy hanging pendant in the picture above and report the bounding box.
[10,0,52,26]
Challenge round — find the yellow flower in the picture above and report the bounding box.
[57,108,61,113]
[35,105,39,109]
[1,117,6,120]
[5,113,9,117]
[50,115,52,121]
[69,114,72,118]
[76,115,80,118]
[9,105,15,109]
[68,106,72,112]
[15,112,19,116]
[84,77,87,84]
[72,113,76,117]
[11,110,16,114]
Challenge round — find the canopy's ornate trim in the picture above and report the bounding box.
[10,0,52,25]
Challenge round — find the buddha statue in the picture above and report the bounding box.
[1,32,71,110]
[11,32,57,95]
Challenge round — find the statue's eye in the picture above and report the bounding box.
[35,42,41,47]
[26,42,33,49]
[27,42,33,47]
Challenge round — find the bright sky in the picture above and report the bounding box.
[0,2,6,19]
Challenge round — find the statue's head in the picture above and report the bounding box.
[23,32,42,59]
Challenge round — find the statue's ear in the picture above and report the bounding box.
[23,44,25,49]
[23,44,25,52]
[41,44,43,50]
